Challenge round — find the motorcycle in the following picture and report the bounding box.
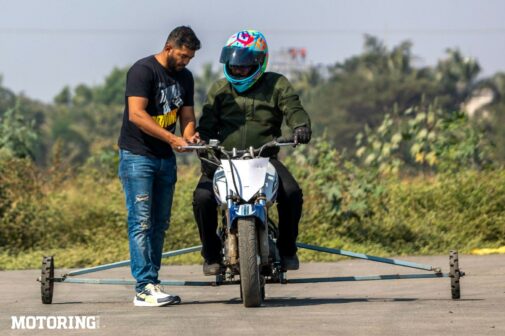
[182,138,296,307]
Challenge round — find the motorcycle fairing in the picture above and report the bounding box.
[213,160,278,205]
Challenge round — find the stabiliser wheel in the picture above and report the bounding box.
[260,275,266,301]
[41,256,54,304]
[449,250,462,299]
[279,271,287,284]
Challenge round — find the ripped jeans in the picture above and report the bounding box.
[118,149,177,293]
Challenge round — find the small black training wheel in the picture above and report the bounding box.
[260,275,266,301]
[449,250,461,299]
[279,271,287,284]
[214,274,224,286]
[41,256,54,304]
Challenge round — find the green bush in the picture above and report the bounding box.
[1,144,504,270]
[289,140,505,257]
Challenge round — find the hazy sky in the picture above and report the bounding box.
[1,0,504,103]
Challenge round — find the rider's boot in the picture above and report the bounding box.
[203,260,223,276]
[281,254,299,271]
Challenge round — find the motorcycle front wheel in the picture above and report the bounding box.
[238,218,263,307]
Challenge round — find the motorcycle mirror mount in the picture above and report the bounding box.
[209,139,220,147]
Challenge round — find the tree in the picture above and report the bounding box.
[93,67,128,106]
[0,101,38,159]
[300,36,491,154]
[194,63,221,114]
[475,72,505,161]
[303,36,440,149]
[292,66,325,96]
[54,85,72,106]
[73,84,94,106]
[434,49,481,109]
[0,75,17,117]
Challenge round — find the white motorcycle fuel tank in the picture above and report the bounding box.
[213,157,278,207]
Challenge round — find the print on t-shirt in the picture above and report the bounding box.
[153,81,184,132]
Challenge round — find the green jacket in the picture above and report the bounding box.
[197,72,311,152]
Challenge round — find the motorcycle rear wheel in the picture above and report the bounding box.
[238,218,263,307]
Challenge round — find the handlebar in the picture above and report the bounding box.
[180,138,299,197]
[178,137,296,158]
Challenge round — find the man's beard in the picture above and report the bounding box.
[167,56,184,72]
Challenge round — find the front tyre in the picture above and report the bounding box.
[238,218,262,307]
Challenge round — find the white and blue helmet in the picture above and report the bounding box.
[220,30,269,93]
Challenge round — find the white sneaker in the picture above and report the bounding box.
[133,284,181,307]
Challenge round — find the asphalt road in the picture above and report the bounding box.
[1,254,504,336]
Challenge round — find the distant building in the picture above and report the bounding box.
[268,47,309,79]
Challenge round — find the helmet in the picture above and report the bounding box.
[220,30,268,93]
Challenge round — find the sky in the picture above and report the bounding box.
[1,0,504,103]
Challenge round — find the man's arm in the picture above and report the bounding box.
[179,106,199,143]
[128,96,188,151]
[277,75,312,143]
[277,76,311,130]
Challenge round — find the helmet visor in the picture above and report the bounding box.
[220,46,266,66]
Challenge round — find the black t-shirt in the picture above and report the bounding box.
[118,55,194,158]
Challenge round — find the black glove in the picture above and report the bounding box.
[293,126,311,144]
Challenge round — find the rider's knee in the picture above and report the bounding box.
[193,187,215,207]
[285,187,303,205]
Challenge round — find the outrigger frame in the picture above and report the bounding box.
[38,242,464,304]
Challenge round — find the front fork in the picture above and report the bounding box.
[226,196,269,266]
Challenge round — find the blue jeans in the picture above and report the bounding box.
[118,149,177,293]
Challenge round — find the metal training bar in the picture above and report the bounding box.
[53,277,227,286]
[296,243,441,273]
[287,273,446,284]
[65,245,202,277]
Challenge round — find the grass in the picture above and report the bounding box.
[1,157,504,270]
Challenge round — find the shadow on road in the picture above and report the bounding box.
[178,297,418,307]
[46,297,482,306]
[260,297,417,307]
[179,296,482,307]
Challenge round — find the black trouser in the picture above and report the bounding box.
[192,158,303,262]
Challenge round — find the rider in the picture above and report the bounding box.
[193,30,311,275]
